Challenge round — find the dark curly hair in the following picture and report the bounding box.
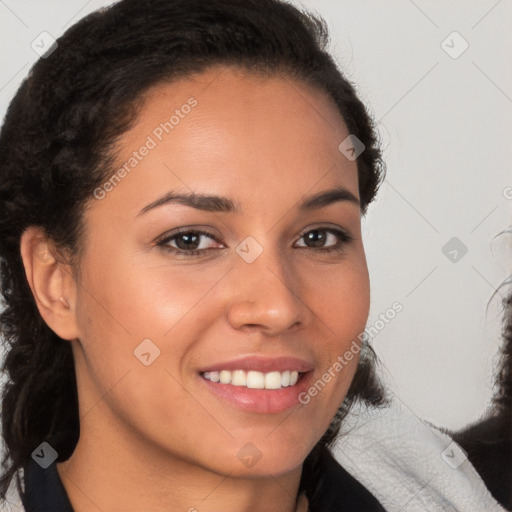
[0,0,388,503]
[449,286,512,509]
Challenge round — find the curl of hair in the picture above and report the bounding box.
[0,0,387,500]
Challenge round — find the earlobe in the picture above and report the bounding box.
[19,226,79,341]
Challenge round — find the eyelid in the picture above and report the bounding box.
[155,227,223,248]
[296,222,352,238]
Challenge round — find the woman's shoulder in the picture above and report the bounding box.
[332,397,509,511]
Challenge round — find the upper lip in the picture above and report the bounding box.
[198,356,314,374]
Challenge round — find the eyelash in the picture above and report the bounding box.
[155,227,354,258]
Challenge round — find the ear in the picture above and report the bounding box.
[20,226,79,341]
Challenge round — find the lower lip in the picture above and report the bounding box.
[199,372,314,414]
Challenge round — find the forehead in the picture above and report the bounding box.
[98,66,359,216]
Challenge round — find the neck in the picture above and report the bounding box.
[56,403,304,512]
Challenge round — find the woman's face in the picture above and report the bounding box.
[70,66,370,477]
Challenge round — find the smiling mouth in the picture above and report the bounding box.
[201,369,305,390]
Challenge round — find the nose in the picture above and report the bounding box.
[225,243,313,336]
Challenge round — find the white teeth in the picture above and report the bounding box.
[203,369,301,389]
[247,370,265,389]
[231,370,247,386]
[219,370,231,384]
[264,371,282,389]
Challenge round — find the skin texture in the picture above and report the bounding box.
[20,66,370,512]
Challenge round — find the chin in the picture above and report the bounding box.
[202,440,311,478]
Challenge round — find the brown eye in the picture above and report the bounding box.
[157,229,221,257]
[295,228,353,253]
[173,232,204,251]
[303,230,328,248]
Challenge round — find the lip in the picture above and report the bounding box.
[198,355,314,374]
[197,356,315,414]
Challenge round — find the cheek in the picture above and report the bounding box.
[76,248,221,341]
[301,255,370,346]
[297,255,370,415]
[72,248,230,412]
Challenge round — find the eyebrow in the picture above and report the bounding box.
[137,186,359,216]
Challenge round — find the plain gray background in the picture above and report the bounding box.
[0,0,511,431]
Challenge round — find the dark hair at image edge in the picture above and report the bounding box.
[447,280,512,509]
[0,0,388,500]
